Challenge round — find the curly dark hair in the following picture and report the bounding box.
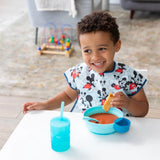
[77,11,120,44]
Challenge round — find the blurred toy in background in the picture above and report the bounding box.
[38,23,74,57]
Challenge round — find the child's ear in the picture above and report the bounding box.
[115,40,121,52]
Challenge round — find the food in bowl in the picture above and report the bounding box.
[89,113,118,124]
[83,106,123,135]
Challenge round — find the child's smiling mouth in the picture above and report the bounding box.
[91,61,105,68]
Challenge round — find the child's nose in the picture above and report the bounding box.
[92,52,100,60]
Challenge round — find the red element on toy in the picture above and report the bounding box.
[61,34,65,39]
[129,83,136,90]
[83,83,92,89]
[116,68,123,73]
[54,38,58,45]
[114,85,121,90]
[72,70,79,79]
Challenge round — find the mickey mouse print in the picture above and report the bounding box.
[64,62,147,113]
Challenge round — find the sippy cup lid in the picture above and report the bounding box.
[50,102,70,136]
[50,117,70,136]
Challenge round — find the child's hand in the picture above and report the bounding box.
[111,92,129,109]
[23,102,47,114]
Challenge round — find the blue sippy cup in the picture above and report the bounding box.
[50,102,70,152]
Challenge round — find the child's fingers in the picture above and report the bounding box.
[23,102,46,114]
[23,103,29,114]
[111,100,123,107]
[23,106,30,114]
[23,108,27,114]
[113,92,124,97]
[111,93,129,109]
[23,102,34,108]
[23,102,35,114]
[27,104,37,111]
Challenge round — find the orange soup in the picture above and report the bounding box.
[89,113,118,124]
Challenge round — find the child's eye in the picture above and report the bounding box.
[99,48,106,51]
[84,49,91,53]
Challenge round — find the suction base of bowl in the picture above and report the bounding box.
[90,130,116,135]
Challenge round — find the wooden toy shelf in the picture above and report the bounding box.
[38,23,74,58]
[38,44,73,57]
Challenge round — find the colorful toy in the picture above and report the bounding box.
[38,23,74,57]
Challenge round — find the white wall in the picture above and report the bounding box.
[110,0,120,4]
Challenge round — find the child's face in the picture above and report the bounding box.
[80,31,121,73]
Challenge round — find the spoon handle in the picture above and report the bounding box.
[83,116,99,123]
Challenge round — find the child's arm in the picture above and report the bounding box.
[23,84,78,114]
[111,88,149,117]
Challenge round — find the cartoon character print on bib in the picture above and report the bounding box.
[64,62,146,113]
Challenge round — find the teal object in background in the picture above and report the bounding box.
[50,102,70,152]
[83,106,124,135]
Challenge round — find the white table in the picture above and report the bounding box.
[0,110,160,160]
